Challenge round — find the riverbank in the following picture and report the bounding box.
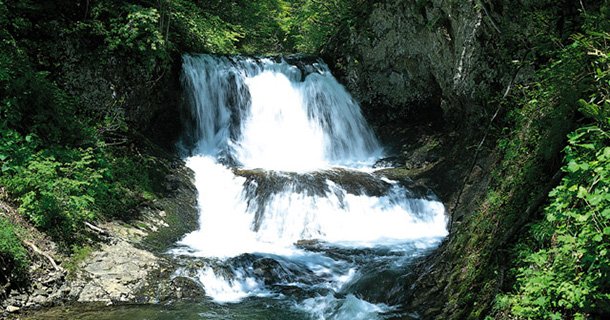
[1,156,201,317]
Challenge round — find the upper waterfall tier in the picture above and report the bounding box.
[180,54,383,171]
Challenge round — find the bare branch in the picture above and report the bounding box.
[22,240,63,272]
[85,222,109,236]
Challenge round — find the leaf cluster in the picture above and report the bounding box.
[0,0,171,277]
[0,217,29,290]
[496,10,610,318]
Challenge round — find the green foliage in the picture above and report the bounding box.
[0,0,178,247]
[167,0,355,54]
[1,142,103,241]
[0,123,165,244]
[0,216,29,287]
[63,245,93,276]
[95,149,166,220]
[440,3,609,319]
[495,13,610,319]
[498,127,610,318]
[107,5,165,52]
[169,0,242,53]
[1,9,103,243]
[103,4,168,73]
[67,1,171,81]
[0,32,90,146]
[290,0,356,53]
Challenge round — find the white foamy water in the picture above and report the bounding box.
[179,156,447,258]
[174,54,448,319]
[236,71,327,171]
[180,55,382,171]
[298,294,393,320]
[194,266,267,303]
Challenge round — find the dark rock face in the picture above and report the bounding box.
[169,277,206,300]
[139,160,199,253]
[325,0,551,226]
[325,0,498,125]
[47,38,184,152]
[1,265,68,316]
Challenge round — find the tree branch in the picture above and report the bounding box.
[84,221,109,236]
[22,240,63,272]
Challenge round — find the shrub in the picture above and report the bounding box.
[1,137,105,242]
[0,216,29,288]
[496,13,610,319]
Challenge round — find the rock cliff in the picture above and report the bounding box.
[325,0,503,125]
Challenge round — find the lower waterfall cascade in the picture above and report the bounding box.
[172,54,449,319]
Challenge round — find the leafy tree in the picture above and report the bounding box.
[290,0,355,53]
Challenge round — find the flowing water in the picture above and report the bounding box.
[166,55,448,319]
[22,56,448,320]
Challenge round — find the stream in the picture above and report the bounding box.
[25,55,448,320]
[171,55,448,319]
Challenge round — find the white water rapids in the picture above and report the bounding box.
[173,54,448,319]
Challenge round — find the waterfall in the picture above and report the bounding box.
[174,54,448,319]
[180,55,382,171]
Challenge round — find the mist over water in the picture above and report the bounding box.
[174,54,448,319]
